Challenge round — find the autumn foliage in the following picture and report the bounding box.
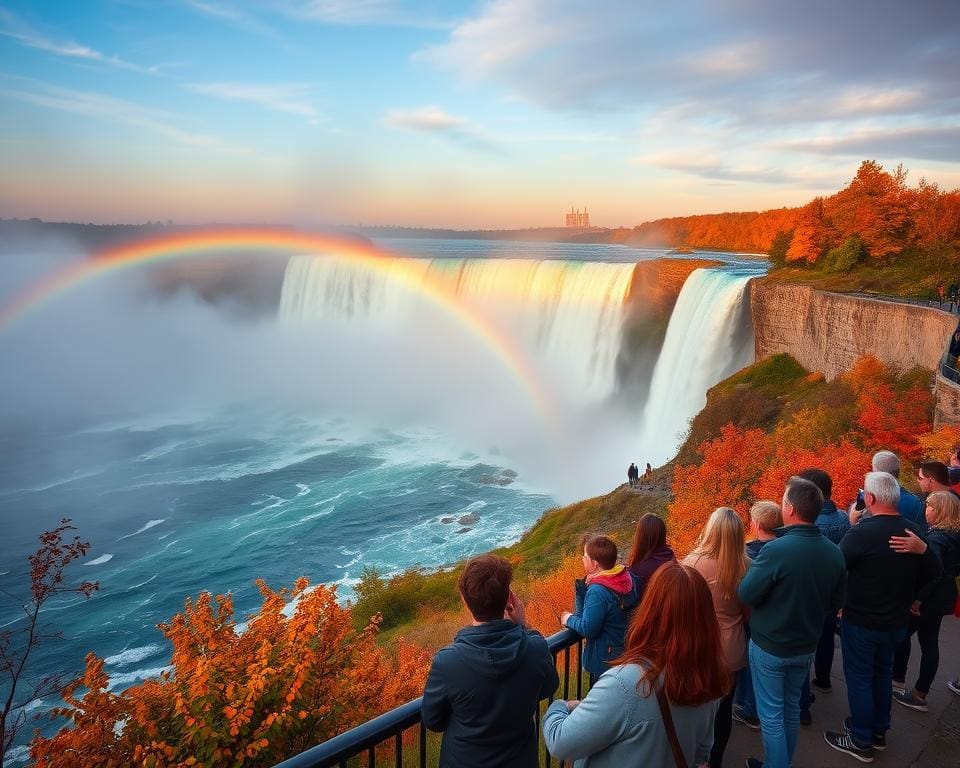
[30,579,430,767]
[2,520,98,767]
[668,356,935,556]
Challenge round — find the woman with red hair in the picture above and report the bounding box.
[543,561,729,767]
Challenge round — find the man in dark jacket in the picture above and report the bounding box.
[798,468,849,696]
[824,472,941,762]
[738,477,846,768]
[422,554,559,768]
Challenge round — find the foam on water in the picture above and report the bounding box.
[107,665,172,690]
[104,644,164,668]
[126,573,158,591]
[117,519,165,541]
[83,553,114,566]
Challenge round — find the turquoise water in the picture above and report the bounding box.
[0,409,551,759]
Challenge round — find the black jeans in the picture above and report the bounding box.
[813,612,839,686]
[892,612,945,695]
[710,682,736,768]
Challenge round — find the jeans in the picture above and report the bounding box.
[814,612,839,686]
[799,673,811,714]
[892,612,945,695]
[710,683,736,768]
[749,640,813,768]
[840,618,908,748]
[734,664,756,718]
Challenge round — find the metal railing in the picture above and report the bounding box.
[273,628,585,768]
[847,290,960,315]
[941,353,960,385]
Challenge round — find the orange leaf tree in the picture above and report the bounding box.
[31,579,430,767]
[669,423,772,555]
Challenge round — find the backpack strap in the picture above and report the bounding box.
[655,686,687,768]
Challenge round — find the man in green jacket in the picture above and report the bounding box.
[738,476,847,768]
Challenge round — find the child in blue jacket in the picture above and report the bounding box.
[561,534,639,685]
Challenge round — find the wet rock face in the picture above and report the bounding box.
[457,513,480,526]
[750,281,955,380]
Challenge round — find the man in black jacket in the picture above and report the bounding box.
[422,554,559,768]
[824,472,941,763]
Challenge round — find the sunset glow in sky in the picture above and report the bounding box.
[1,1,958,229]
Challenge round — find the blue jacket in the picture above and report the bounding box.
[815,500,851,544]
[916,528,960,617]
[566,571,639,675]
[422,620,559,768]
[543,664,717,768]
[899,486,926,532]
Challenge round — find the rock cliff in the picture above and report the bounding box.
[750,280,957,380]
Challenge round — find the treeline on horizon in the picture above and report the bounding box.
[598,160,960,281]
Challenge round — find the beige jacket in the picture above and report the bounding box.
[682,553,748,672]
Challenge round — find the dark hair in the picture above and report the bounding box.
[784,476,824,524]
[458,555,511,621]
[920,460,950,487]
[615,563,730,706]
[585,534,618,570]
[797,468,832,500]
[627,513,667,570]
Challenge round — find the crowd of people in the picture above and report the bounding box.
[421,448,960,768]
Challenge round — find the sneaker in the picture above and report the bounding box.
[894,689,929,712]
[745,759,764,768]
[892,679,907,695]
[948,679,960,697]
[813,678,833,693]
[824,731,874,763]
[800,709,812,726]
[872,733,886,751]
[733,705,761,731]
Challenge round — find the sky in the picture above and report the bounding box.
[0,0,958,229]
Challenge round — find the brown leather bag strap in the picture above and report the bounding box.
[655,686,687,768]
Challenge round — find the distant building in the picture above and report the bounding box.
[565,207,590,227]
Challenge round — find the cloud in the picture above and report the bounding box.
[420,1,960,122]
[265,0,454,28]
[0,9,156,74]
[636,152,842,188]
[383,106,501,153]
[384,106,466,132]
[777,126,960,163]
[0,79,251,154]
[187,82,325,123]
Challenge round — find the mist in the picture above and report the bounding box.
[0,237,644,508]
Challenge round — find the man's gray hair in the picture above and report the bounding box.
[872,450,901,477]
[865,471,901,507]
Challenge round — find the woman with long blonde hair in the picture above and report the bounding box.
[683,507,750,768]
[890,490,960,710]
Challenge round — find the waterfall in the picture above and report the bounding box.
[279,255,636,403]
[637,268,756,465]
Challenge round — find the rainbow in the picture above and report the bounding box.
[0,227,555,422]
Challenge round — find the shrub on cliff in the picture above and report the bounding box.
[667,355,934,557]
[30,579,430,767]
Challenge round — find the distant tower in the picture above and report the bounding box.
[565,206,590,227]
